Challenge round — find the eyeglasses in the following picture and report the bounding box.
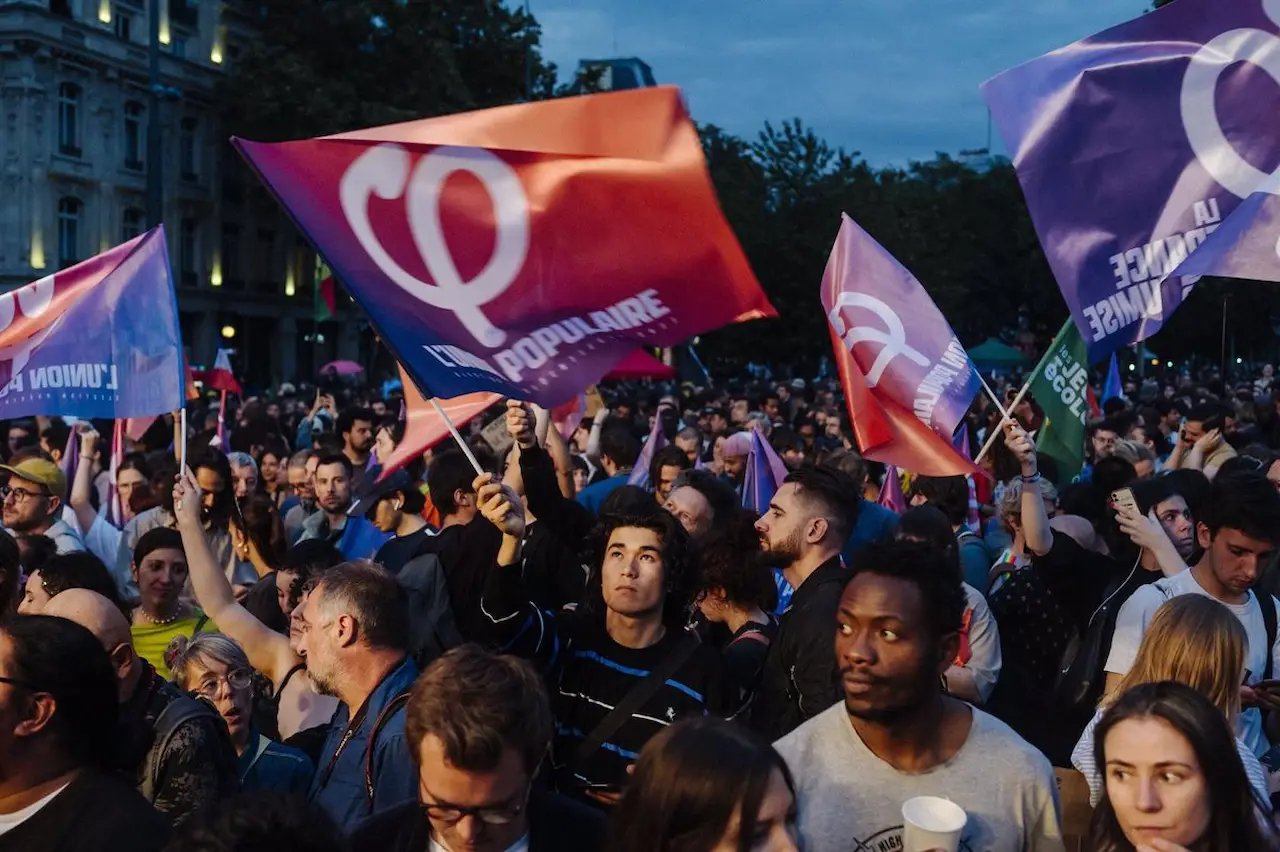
[190,669,253,699]
[420,785,530,827]
[0,485,48,503]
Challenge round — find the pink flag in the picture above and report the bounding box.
[379,365,500,480]
[106,419,124,527]
[628,404,673,488]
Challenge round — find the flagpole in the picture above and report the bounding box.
[179,408,187,474]
[974,371,1011,422]
[974,317,1070,465]
[429,398,486,476]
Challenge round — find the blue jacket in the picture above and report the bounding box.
[239,732,314,794]
[309,657,419,834]
[841,499,900,565]
[574,472,630,515]
[298,512,389,561]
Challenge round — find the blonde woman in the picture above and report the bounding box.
[166,633,313,794]
[1071,594,1269,808]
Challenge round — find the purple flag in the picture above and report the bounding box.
[59,425,78,481]
[982,0,1280,362]
[952,424,971,458]
[628,405,670,488]
[742,428,789,515]
[826,215,982,443]
[1103,355,1123,403]
[877,465,908,515]
[0,229,183,419]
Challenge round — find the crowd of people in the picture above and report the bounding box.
[2,364,1280,852]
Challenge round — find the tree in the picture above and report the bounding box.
[220,0,593,142]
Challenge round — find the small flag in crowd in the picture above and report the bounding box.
[314,258,337,323]
[876,465,908,514]
[235,86,776,407]
[1027,319,1092,481]
[742,428,789,516]
[378,365,500,480]
[821,214,981,477]
[551,392,589,441]
[953,425,981,532]
[207,349,241,396]
[1103,354,1123,404]
[0,227,183,420]
[628,404,672,489]
[982,0,1280,361]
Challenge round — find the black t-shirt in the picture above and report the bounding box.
[373,527,435,575]
[0,769,170,852]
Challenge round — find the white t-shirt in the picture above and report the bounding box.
[960,583,1002,703]
[1104,568,1280,756]
[775,703,1064,852]
[0,781,70,836]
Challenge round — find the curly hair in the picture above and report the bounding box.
[696,509,776,612]
[582,510,696,627]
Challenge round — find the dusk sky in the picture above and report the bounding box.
[535,0,1150,166]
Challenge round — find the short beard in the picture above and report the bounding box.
[756,529,803,570]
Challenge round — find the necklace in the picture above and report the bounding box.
[137,606,185,626]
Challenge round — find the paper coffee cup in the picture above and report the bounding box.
[901,796,967,852]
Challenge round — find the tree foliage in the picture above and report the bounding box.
[220,0,591,142]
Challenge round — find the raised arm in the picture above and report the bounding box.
[474,475,559,665]
[70,425,101,534]
[1004,423,1052,556]
[173,470,298,684]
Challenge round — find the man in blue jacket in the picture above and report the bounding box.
[297,561,418,833]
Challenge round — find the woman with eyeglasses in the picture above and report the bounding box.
[166,633,314,793]
[172,470,339,740]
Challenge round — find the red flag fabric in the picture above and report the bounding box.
[821,220,981,477]
[207,349,241,396]
[604,350,676,382]
[550,393,587,440]
[379,364,501,479]
[234,86,775,407]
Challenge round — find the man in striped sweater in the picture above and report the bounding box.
[474,473,733,807]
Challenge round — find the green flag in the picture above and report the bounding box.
[314,258,336,323]
[1027,318,1091,482]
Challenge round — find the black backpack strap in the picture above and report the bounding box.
[571,633,701,772]
[364,690,412,806]
[1263,592,1278,682]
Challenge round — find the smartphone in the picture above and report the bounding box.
[1111,487,1139,515]
[1255,679,1280,693]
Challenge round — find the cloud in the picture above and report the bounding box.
[533,0,1148,165]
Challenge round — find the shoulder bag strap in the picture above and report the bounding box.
[571,633,701,772]
[364,690,413,806]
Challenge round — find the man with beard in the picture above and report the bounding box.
[775,540,1061,852]
[749,466,860,740]
[295,560,418,832]
[337,407,375,492]
[0,457,83,554]
[297,455,386,560]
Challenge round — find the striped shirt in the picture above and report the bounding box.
[482,563,733,794]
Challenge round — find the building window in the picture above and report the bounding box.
[121,207,144,242]
[179,117,198,180]
[178,218,197,286]
[169,0,199,29]
[123,101,144,170]
[57,197,82,268]
[172,36,187,59]
[57,83,81,156]
[115,13,133,41]
[221,224,241,288]
[51,0,74,19]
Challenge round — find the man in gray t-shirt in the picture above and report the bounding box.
[774,539,1063,852]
